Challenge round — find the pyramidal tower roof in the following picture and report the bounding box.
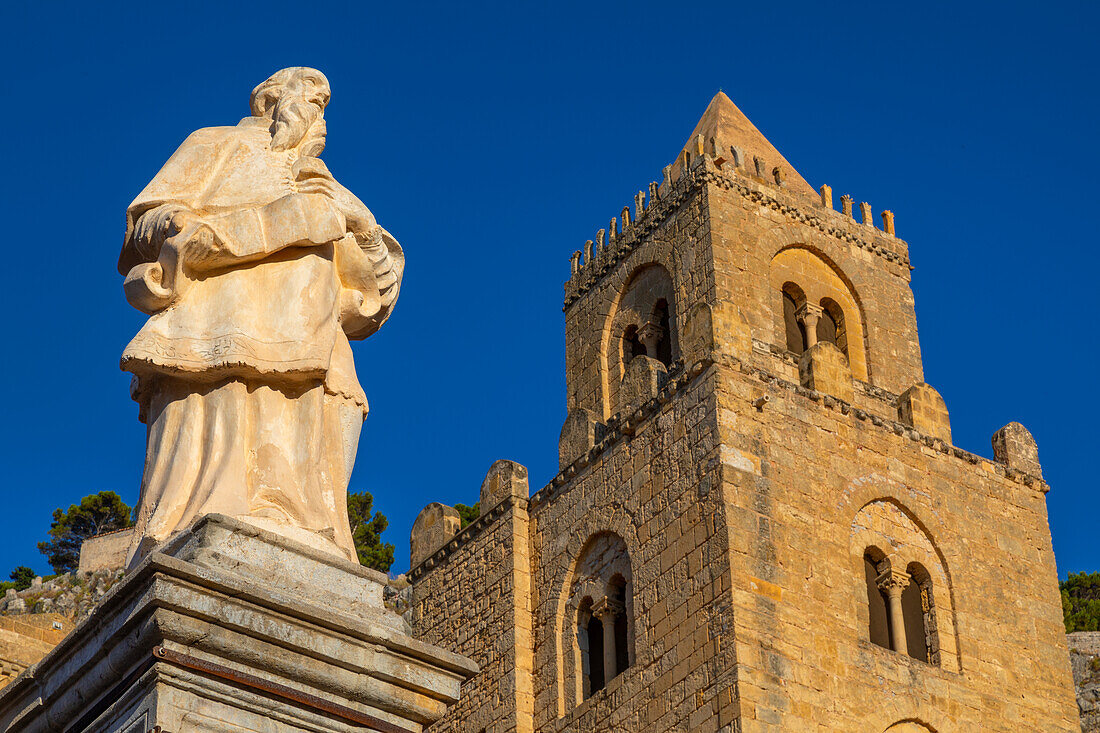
[675,91,816,197]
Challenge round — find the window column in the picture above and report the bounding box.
[637,320,663,358]
[796,303,823,349]
[876,568,912,653]
[592,596,624,683]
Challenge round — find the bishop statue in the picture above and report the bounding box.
[118,67,402,565]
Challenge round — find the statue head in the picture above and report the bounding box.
[250,67,331,155]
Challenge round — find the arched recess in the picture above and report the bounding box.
[849,499,960,671]
[602,262,678,417]
[559,532,635,710]
[768,245,870,381]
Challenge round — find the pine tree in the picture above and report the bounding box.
[38,491,134,574]
[347,490,395,573]
[9,566,35,591]
[1062,571,1100,632]
[455,502,480,529]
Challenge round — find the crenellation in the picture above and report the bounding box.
[841,193,854,218]
[860,200,874,226]
[754,155,767,178]
[881,209,896,235]
[992,421,1044,480]
[897,382,952,443]
[410,502,461,567]
[730,145,745,169]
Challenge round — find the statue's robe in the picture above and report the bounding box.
[119,116,402,564]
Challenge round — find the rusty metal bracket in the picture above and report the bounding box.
[152,646,412,733]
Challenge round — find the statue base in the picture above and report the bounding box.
[0,514,476,732]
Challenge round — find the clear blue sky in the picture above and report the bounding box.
[2,1,1095,578]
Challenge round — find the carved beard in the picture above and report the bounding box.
[269,95,322,153]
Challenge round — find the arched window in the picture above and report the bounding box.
[609,575,630,675]
[578,597,605,696]
[863,550,891,650]
[782,283,807,355]
[905,562,939,665]
[652,299,673,366]
[564,533,634,706]
[819,297,847,357]
[622,325,645,364]
[862,550,939,665]
[770,247,870,380]
[605,264,678,418]
[817,308,838,346]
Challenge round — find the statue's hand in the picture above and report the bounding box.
[166,211,222,268]
[293,159,377,237]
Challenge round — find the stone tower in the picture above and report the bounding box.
[407,92,1080,731]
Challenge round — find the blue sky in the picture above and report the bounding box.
[1,1,1095,578]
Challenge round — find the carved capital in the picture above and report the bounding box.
[794,302,823,325]
[637,320,664,355]
[875,568,911,596]
[592,596,624,621]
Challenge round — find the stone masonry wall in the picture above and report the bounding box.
[77,527,134,573]
[1070,631,1100,732]
[712,355,1078,731]
[564,168,714,421]
[530,367,737,731]
[408,496,534,733]
[704,159,923,396]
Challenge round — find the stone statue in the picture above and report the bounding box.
[118,67,403,566]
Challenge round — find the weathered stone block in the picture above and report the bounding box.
[77,527,134,573]
[798,342,853,401]
[559,409,601,470]
[898,382,951,443]
[682,300,751,365]
[992,421,1042,479]
[480,459,530,508]
[619,355,668,413]
[0,514,476,732]
[411,502,461,567]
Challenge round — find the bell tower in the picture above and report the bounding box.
[407,92,1079,733]
[562,90,924,429]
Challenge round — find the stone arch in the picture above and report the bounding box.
[781,281,807,354]
[769,244,869,380]
[848,496,959,671]
[883,721,938,733]
[550,504,641,717]
[601,257,679,419]
[559,531,635,707]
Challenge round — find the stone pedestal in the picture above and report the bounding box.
[0,514,477,732]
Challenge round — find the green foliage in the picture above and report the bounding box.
[455,502,480,529]
[9,566,35,591]
[347,490,394,573]
[37,491,134,574]
[1061,571,1100,632]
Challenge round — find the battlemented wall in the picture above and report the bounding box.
[407,463,535,733]
[407,93,1079,732]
